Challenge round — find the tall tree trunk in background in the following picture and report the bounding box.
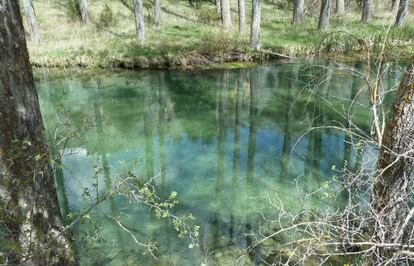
[361,0,373,23]
[221,0,232,30]
[134,0,145,44]
[336,0,345,16]
[238,0,246,32]
[293,0,304,24]
[0,1,74,265]
[80,0,90,23]
[394,0,408,27]
[154,0,162,25]
[250,0,261,50]
[372,60,414,263]
[24,0,40,42]
[318,0,331,30]
[216,0,221,15]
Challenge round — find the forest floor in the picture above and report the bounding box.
[27,0,414,69]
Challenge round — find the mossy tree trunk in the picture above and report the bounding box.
[0,1,74,264]
[134,0,145,44]
[250,0,261,50]
[394,0,408,27]
[361,0,373,23]
[318,0,331,30]
[293,0,304,24]
[23,0,40,42]
[372,59,414,263]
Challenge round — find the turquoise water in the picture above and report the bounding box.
[34,61,400,265]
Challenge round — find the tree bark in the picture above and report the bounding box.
[392,0,400,15]
[361,0,373,23]
[23,0,40,42]
[154,0,162,25]
[0,1,74,264]
[293,0,304,24]
[318,0,331,30]
[80,0,90,23]
[394,0,408,27]
[134,0,145,44]
[336,0,345,16]
[221,0,232,30]
[250,0,261,50]
[372,59,414,263]
[238,0,246,32]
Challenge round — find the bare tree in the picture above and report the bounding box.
[318,0,331,30]
[293,0,304,24]
[394,0,408,27]
[238,0,246,32]
[361,0,373,23]
[250,0,260,49]
[372,59,414,263]
[80,0,90,23]
[221,0,232,30]
[154,0,162,25]
[0,1,74,264]
[23,0,40,42]
[336,0,345,16]
[134,0,145,44]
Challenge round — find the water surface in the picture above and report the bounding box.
[35,61,401,265]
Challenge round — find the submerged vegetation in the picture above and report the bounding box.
[26,0,414,69]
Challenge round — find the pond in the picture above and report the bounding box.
[35,61,402,265]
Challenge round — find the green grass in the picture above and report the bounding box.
[26,0,414,68]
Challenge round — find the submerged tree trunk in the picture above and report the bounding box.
[221,0,232,30]
[23,0,40,42]
[394,0,408,27]
[361,0,373,23]
[336,0,345,16]
[372,60,414,263]
[80,0,90,23]
[293,0,304,24]
[318,0,331,30]
[250,0,261,50]
[154,0,162,25]
[0,1,74,264]
[134,0,145,44]
[238,0,246,32]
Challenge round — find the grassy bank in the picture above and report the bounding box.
[27,0,414,69]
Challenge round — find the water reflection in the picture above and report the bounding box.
[35,62,379,265]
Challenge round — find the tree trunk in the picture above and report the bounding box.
[318,0,331,30]
[23,0,40,42]
[336,0,345,16]
[221,0,232,30]
[293,0,304,24]
[154,0,162,25]
[134,0,145,44]
[80,0,90,23]
[392,0,400,15]
[394,0,408,27]
[250,0,261,50]
[0,1,74,265]
[216,0,221,16]
[361,0,373,23]
[238,0,246,32]
[372,59,414,263]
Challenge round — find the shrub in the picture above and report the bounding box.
[197,6,220,24]
[98,4,118,28]
[67,0,81,21]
